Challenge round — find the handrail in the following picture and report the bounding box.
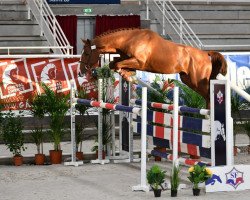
[27,0,73,55]
[152,0,202,48]
[148,0,250,50]
[0,46,73,56]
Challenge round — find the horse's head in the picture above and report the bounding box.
[79,39,100,76]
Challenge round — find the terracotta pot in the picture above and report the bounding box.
[49,150,62,164]
[192,188,200,196]
[13,155,23,166]
[153,188,162,197]
[154,147,166,161]
[35,154,45,165]
[95,150,105,160]
[76,151,84,161]
[234,146,238,156]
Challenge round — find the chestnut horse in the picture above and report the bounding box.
[79,28,227,107]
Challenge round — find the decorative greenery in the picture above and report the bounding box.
[31,83,69,151]
[170,163,180,191]
[147,164,166,190]
[173,80,206,109]
[91,66,115,153]
[96,65,115,81]
[188,164,212,189]
[31,126,44,154]
[136,75,174,104]
[75,89,90,152]
[2,110,26,156]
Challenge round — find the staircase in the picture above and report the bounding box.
[0,0,72,55]
[145,0,250,51]
[0,1,49,55]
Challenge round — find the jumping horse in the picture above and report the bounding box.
[79,28,227,108]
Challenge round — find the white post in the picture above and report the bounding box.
[146,0,149,20]
[98,78,103,161]
[162,0,166,36]
[132,87,149,192]
[172,87,179,166]
[225,80,233,166]
[210,82,216,167]
[39,0,43,36]
[64,81,83,166]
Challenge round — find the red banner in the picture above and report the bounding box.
[0,58,98,110]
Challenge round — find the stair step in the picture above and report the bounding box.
[0,40,49,47]
[0,36,46,41]
[0,20,36,25]
[0,24,40,36]
[0,10,28,20]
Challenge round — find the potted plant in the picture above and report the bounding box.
[29,92,47,165]
[147,164,166,197]
[91,117,113,159]
[91,66,114,159]
[188,164,212,196]
[2,110,26,166]
[31,126,45,165]
[170,163,180,197]
[36,83,69,164]
[75,89,89,160]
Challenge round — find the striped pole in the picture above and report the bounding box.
[130,99,210,116]
[76,99,141,115]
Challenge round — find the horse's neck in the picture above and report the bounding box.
[94,32,131,51]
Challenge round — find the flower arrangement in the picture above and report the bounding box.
[188,164,212,189]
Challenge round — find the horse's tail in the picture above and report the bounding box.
[208,51,227,80]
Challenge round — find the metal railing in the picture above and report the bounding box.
[150,0,202,48]
[27,0,73,55]
[147,0,250,50]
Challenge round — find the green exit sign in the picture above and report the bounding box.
[83,8,92,13]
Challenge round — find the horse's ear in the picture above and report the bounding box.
[81,39,91,45]
[81,39,87,43]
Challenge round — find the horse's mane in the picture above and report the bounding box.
[94,27,141,39]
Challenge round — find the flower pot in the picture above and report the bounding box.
[234,146,238,156]
[192,188,200,196]
[35,154,45,165]
[95,150,105,160]
[153,189,162,197]
[13,155,23,166]
[76,151,84,161]
[171,189,177,197]
[49,150,62,164]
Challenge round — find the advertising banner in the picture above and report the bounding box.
[206,165,250,192]
[47,0,120,4]
[0,58,98,110]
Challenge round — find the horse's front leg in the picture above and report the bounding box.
[115,57,141,82]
